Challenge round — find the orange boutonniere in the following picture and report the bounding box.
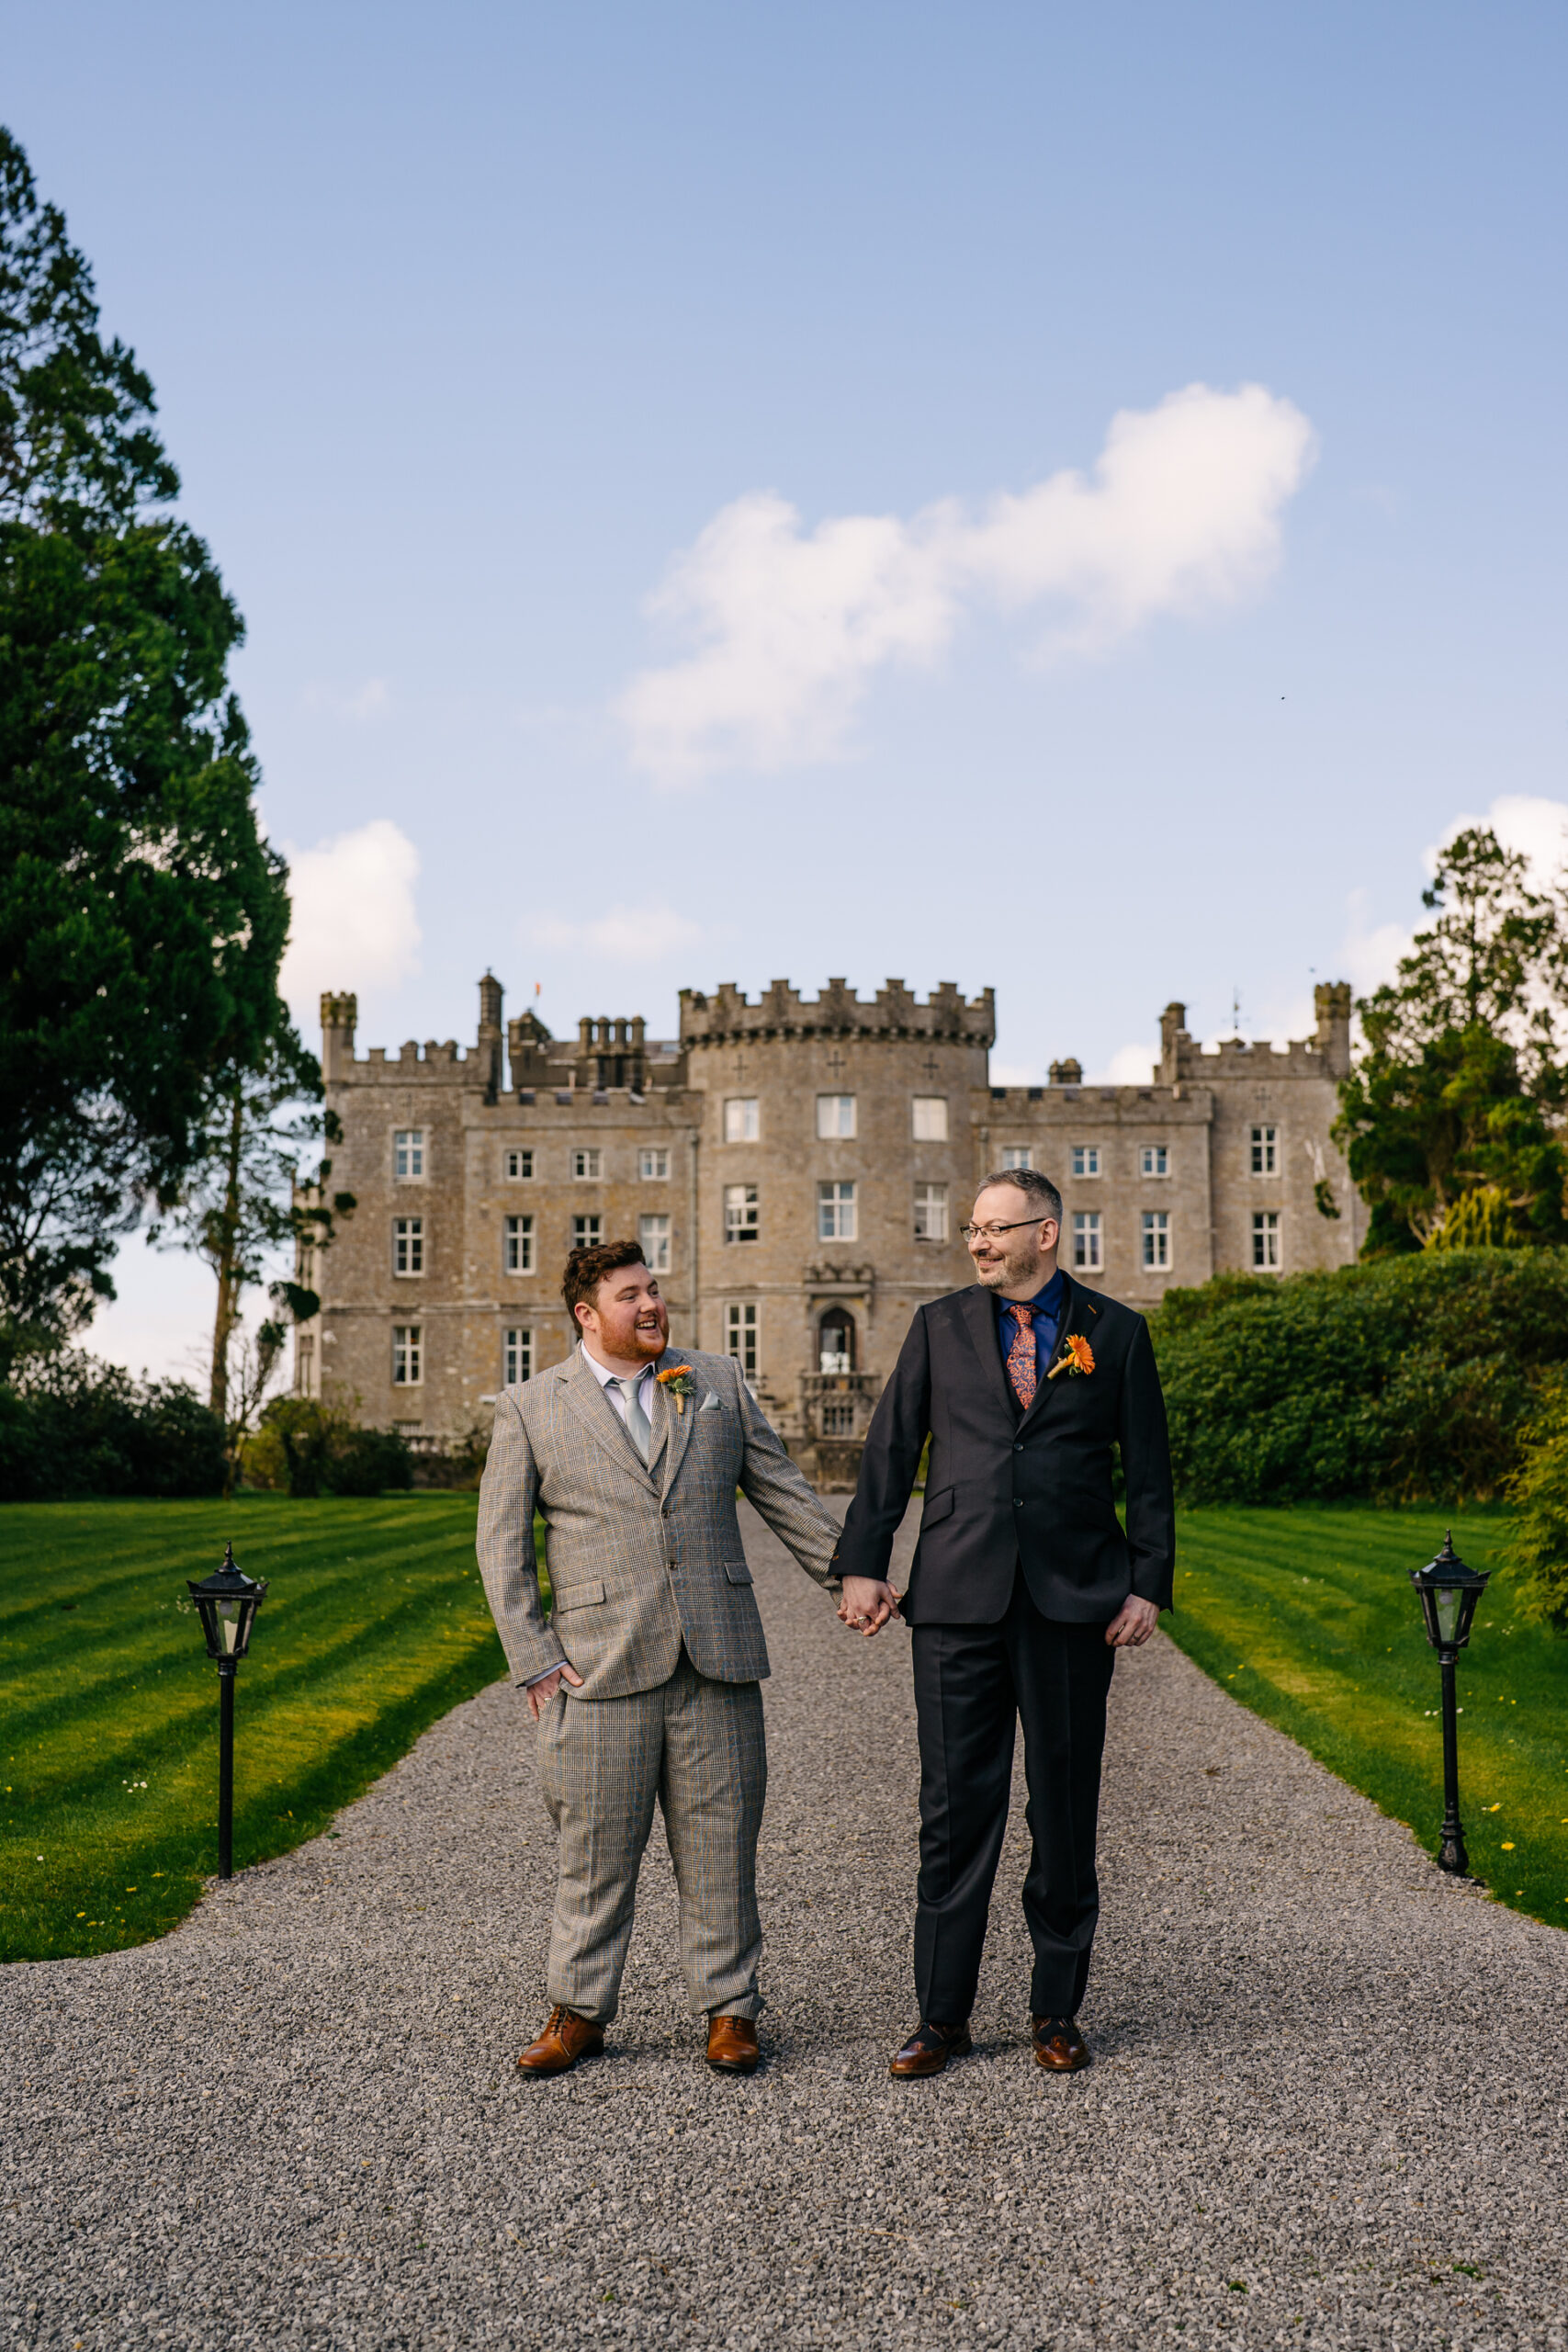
[1047,1333,1096,1381]
[656,1365,696,1415]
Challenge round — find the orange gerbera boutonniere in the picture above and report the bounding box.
[656,1365,696,1415]
[1047,1333,1096,1381]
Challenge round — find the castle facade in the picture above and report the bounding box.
[295,976,1362,1482]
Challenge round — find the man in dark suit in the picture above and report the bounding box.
[833,1166,1175,2078]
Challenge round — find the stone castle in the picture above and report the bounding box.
[295,975,1362,1483]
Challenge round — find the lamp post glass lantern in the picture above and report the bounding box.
[186,1542,268,1880]
[1409,1531,1490,1877]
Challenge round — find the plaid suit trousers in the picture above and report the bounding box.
[536,1652,766,2025]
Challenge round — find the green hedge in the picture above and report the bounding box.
[1150,1250,1568,1505]
[0,1353,226,1501]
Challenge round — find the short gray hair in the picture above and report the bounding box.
[976,1166,1062,1226]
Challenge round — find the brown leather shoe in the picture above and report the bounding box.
[889,2019,973,2078]
[1032,2015,1090,2072]
[706,2015,761,2074]
[516,2005,604,2076]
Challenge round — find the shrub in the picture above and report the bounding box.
[1150,1249,1568,1506]
[243,1396,413,1498]
[1501,1376,1568,1625]
[0,1352,226,1501]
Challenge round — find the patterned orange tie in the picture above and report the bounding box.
[1005,1300,1037,1408]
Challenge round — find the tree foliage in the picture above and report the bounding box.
[0,1349,225,1500]
[1334,828,1568,1255]
[1501,1377,1568,1627]
[0,124,292,1358]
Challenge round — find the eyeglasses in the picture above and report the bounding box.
[960,1216,1057,1244]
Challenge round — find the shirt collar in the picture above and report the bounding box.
[997,1269,1066,1317]
[581,1343,656,1391]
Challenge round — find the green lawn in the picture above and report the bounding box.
[1168,1506,1568,1932]
[0,1495,509,1962]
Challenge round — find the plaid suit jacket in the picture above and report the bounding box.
[476,1344,843,1700]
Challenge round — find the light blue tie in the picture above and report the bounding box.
[614,1374,653,1464]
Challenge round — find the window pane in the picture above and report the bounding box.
[1252,1210,1281,1269]
[503,1215,535,1273]
[724,1098,759,1143]
[1070,1145,1100,1179]
[572,1215,602,1250]
[392,1324,423,1384]
[817,1094,856,1138]
[914,1182,948,1242]
[393,1128,424,1180]
[503,1327,533,1385]
[724,1183,759,1243]
[1140,1145,1168,1178]
[1073,1212,1102,1272]
[572,1147,602,1179]
[504,1148,534,1181]
[817,1180,857,1240]
[912,1096,949,1142]
[393,1217,423,1276]
[1141,1211,1170,1270]
[639,1214,671,1272]
[1001,1146,1032,1170]
[726,1301,758,1377]
[1250,1125,1279,1175]
[639,1148,670,1180]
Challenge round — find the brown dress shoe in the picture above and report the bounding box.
[516,2005,604,2076]
[889,2019,973,2078]
[1032,2015,1090,2072]
[706,2016,761,2074]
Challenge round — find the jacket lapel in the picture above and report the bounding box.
[1017,1273,1098,1433]
[960,1284,1018,1421]
[556,1348,658,1487]
[655,1348,695,1503]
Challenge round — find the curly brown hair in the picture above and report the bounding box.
[561,1237,648,1329]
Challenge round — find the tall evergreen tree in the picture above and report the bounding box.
[0,125,295,1362]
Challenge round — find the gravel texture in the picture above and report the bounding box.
[5,1498,1568,2351]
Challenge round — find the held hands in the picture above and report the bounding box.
[837,1577,901,1637]
[526,1661,585,1719]
[1104,1595,1159,1648]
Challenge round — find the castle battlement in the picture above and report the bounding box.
[680,978,996,1047]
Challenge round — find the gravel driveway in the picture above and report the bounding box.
[5,1498,1568,2350]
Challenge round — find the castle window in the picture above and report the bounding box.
[503,1327,533,1385]
[393,1128,425,1181]
[572,1215,602,1251]
[1250,1125,1279,1176]
[640,1148,671,1181]
[821,1399,855,1436]
[724,1098,760,1143]
[818,1307,855,1374]
[392,1217,423,1276]
[726,1301,759,1379]
[1001,1146,1033,1171]
[639,1214,671,1272]
[1073,1212,1103,1272]
[392,1325,423,1385]
[1252,1210,1281,1270]
[572,1147,603,1180]
[914,1182,949,1242]
[503,1215,535,1273]
[724,1183,760,1244]
[817,1093,856,1139]
[504,1148,535,1181]
[818,1181,857,1241]
[1071,1145,1100,1179]
[1141,1212,1171,1271]
[912,1096,948,1142]
[1140,1144,1169,1178]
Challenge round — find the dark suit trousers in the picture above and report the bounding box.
[910,1574,1116,2024]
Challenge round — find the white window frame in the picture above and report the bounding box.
[820,1397,856,1437]
[502,1327,533,1385]
[1073,1211,1103,1272]
[818,1180,857,1241]
[639,1147,671,1181]
[503,1215,535,1274]
[639,1213,672,1272]
[1070,1145,1101,1179]
[1252,1210,1282,1270]
[914,1182,949,1243]
[392,1324,423,1385]
[1141,1211,1171,1271]
[724,1097,760,1143]
[724,1182,760,1245]
[817,1093,857,1139]
[726,1300,759,1379]
[392,1216,423,1277]
[1001,1145,1033,1171]
[571,1146,603,1180]
[503,1148,535,1182]
[1251,1125,1280,1177]
[571,1214,602,1251]
[1140,1144,1169,1179]
[911,1096,949,1142]
[392,1127,426,1182]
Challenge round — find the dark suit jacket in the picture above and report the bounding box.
[834,1277,1176,1624]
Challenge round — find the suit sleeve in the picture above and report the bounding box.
[734,1365,843,1592]
[1119,1317,1177,1611]
[476,1391,568,1685]
[830,1304,933,1585]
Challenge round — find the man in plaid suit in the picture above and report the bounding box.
[478,1237,897,2075]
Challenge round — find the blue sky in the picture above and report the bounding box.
[6,0,1566,1372]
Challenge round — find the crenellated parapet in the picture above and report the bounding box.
[679,978,995,1048]
[1156,987,1354,1085]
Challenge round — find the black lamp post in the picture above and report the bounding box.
[1409,1531,1490,1876]
[186,1541,268,1881]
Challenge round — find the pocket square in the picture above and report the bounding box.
[699,1393,723,1411]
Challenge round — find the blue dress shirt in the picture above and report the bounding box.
[994,1269,1066,1392]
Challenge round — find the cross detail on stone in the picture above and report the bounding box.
[827,1050,846,1080]
[921,1051,941,1081]
[733,1051,748,1082]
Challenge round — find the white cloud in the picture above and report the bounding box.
[302,678,390,721]
[1431,794,1568,888]
[527,902,704,961]
[1091,1042,1160,1086]
[278,818,422,1027]
[619,382,1316,780]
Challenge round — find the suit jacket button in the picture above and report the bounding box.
[1013,1442,1022,1453]
[1013,1497,1024,1508]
